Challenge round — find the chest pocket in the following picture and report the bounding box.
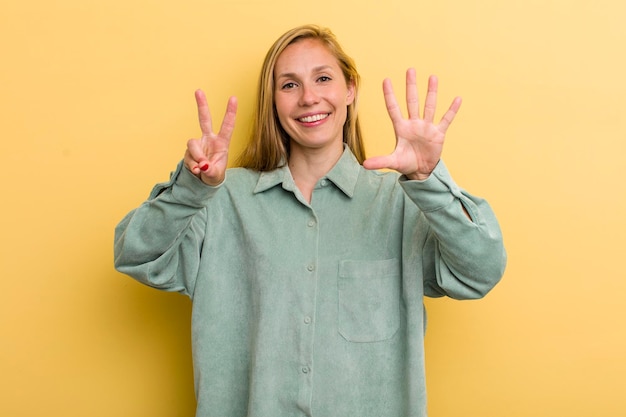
[337,258,401,343]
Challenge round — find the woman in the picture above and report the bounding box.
[115,24,506,417]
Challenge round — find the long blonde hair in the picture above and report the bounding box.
[236,24,365,171]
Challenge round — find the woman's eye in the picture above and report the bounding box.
[318,76,331,82]
[281,82,297,90]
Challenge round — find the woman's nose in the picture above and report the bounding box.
[299,83,320,106]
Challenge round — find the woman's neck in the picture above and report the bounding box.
[288,142,343,203]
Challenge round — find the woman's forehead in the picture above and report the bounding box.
[274,38,340,76]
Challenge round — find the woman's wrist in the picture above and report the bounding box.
[405,171,431,181]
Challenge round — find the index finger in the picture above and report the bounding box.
[195,89,213,136]
[383,78,404,124]
[217,96,238,140]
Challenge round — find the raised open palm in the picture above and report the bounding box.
[363,69,462,180]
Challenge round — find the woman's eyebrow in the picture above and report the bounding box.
[276,65,334,80]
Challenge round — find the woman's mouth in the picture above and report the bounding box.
[298,113,329,123]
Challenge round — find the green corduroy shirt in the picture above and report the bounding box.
[114,147,506,417]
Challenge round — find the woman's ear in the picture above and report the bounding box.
[346,79,356,105]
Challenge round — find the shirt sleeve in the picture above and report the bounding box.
[399,160,507,300]
[113,161,221,297]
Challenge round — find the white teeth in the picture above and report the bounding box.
[299,113,328,123]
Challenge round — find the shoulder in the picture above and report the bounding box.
[358,166,402,187]
[226,167,261,185]
[221,167,261,191]
[197,168,261,210]
[349,166,406,204]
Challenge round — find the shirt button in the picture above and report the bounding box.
[304,316,312,324]
[307,219,315,227]
[307,264,315,272]
[320,179,328,187]
[302,366,310,374]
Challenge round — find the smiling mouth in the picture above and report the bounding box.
[298,113,329,123]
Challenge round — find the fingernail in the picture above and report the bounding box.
[200,163,209,171]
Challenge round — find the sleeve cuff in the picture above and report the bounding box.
[148,160,223,207]
[399,160,466,212]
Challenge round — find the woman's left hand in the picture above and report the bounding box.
[363,68,462,180]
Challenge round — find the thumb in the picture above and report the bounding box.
[363,154,396,171]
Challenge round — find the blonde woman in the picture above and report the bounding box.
[115,24,506,417]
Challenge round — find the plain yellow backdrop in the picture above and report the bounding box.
[2,0,625,416]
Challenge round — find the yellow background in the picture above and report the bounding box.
[2,0,625,416]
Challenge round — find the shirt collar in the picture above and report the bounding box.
[254,146,361,198]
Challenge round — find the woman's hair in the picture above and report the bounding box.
[236,24,365,171]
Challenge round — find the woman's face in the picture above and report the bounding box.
[273,38,355,154]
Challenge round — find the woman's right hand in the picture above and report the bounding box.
[184,90,237,186]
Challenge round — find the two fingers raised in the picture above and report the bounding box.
[185,90,237,184]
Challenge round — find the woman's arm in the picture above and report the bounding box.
[114,92,237,296]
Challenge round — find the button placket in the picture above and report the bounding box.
[298,209,319,414]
